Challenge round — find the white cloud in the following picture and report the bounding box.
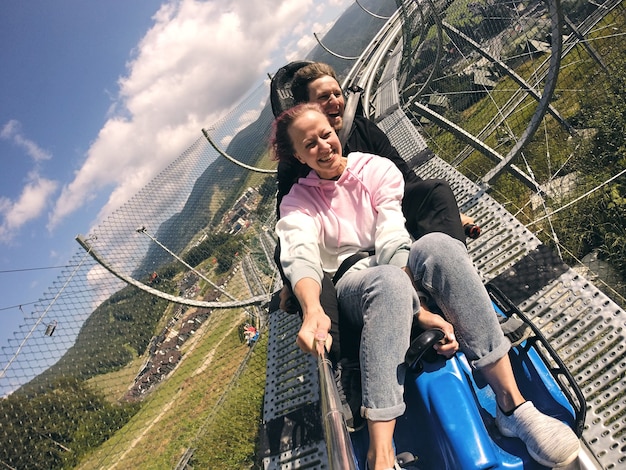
[1,120,52,162]
[48,0,352,230]
[85,263,122,311]
[0,120,58,242]
[0,172,59,242]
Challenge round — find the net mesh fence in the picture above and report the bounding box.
[0,83,279,469]
[397,0,626,306]
[1,0,625,468]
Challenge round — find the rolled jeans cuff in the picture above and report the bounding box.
[471,337,511,370]
[361,402,406,422]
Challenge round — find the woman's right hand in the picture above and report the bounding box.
[292,277,333,355]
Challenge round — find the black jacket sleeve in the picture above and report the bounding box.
[344,116,422,184]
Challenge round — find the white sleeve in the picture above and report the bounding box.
[275,211,324,288]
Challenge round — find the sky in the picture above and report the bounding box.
[0,0,352,352]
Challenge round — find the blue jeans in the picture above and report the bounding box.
[335,233,510,423]
[408,232,510,369]
[336,264,416,422]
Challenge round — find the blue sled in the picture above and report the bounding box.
[350,285,585,469]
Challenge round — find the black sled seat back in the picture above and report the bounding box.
[270,60,364,138]
[270,60,314,118]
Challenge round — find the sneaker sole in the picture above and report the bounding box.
[498,423,580,467]
[527,443,580,468]
[509,325,533,348]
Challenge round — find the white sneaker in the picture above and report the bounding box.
[496,401,580,467]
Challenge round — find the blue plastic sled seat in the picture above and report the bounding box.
[350,284,585,470]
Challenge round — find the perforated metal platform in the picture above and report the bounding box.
[374,33,626,467]
[261,311,329,469]
[263,311,319,421]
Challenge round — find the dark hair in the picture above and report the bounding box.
[270,102,327,163]
[291,62,341,104]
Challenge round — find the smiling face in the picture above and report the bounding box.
[288,109,346,180]
[307,75,345,131]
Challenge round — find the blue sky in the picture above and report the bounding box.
[0,0,351,352]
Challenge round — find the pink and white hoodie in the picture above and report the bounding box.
[276,151,411,289]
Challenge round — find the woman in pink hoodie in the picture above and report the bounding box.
[271,103,579,470]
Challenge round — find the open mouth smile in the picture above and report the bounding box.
[319,152,336,163]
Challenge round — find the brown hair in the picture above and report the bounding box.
[270,103,328,163]
[291,62,341,104]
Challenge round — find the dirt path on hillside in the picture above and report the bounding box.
[106,311,245,469]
